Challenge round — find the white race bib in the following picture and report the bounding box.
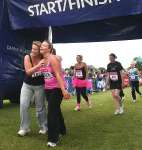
[130,75,135,80]
[110,72,118,81]
[43,72,53,79]
[76,70,83,78]
[32,71,43,78]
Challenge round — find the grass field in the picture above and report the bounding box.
[1,88,142,150]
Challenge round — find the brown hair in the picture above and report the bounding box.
[109,53,117,59]
[51,48,56,55]
[43,40,53,51]
[77,55,83,59]
[32,41,41,47]
[32,41,43,58]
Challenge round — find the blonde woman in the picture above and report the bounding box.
[40,41,70,147]
[18,41,47,136]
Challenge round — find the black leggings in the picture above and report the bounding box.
[76,87,89,104]
[45,88,66,143]
[131,81,141,100]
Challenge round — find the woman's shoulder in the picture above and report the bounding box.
[56,55,62,62]
[24,54,30,61]
[50,55,62,65]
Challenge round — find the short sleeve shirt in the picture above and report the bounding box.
[107,61,123,83]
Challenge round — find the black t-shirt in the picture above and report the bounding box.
[107,61,123,83]
[24,54,44,86]
[24,72,44,86]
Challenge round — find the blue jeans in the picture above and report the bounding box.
[19,83,47,130]
[131,81,141,100]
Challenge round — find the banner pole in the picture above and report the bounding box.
[48,26,53,43]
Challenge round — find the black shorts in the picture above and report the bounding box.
[110,81,122,90]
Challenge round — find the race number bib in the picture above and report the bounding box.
[76,70,83,78]
[110,72,118,81]
[43,72,53,79]
[130,75,135,80]
[32,71,43,78]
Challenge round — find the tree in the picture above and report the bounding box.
[133,57,142,71]
[98,67,106,73]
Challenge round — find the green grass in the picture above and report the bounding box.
[1,88,142,150]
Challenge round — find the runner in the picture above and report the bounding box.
[40,40,70,147]
[128,62,142,102]
[106,53,124,115]
[73,55,91,111]
[18,41,47,136]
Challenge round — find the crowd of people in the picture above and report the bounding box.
[4,40,142,147]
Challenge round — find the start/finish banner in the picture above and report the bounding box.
[8,0,142,29]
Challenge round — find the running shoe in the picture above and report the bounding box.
[47,142,57,147]
[74,105,80,111]
[114,109,120,115]
[119,106,124,114]
[39,129,47,135]
[88,101,92,108]
[132,99,136,103]
[17,129,31,136]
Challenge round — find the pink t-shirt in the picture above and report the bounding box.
[40,62,65,90]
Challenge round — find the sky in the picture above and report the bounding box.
[54,39,142,69]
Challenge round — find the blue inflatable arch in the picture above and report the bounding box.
[0,0,142,103]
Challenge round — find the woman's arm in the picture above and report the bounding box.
[73,64,77,77]
[105,72,110,89]
[24,55,44,76]
[50,55,70,99]
[84,62,88,78]
[120,70,124,88]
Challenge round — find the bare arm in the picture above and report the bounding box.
[84,63,88,78]
[50,55,70,99]
[24,55,43,76]
[120,70,124,87]
[73,64,77,77]
[105,72,110,88]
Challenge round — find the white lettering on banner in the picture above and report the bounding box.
[99,0,111,5]
[55,0,62,12]
[27,0,121,17]
[68,0,76,10]
[6,45,29,54]
[28,6,34,16]
[35,4,40,16]
[40,3,49,15]
[76,0,81,9]
[47,2,56,13]
[81,0,93,8]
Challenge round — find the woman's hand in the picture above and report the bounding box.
[37,59,45,67]
[24,56,44,75]
[62,90,71,100]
